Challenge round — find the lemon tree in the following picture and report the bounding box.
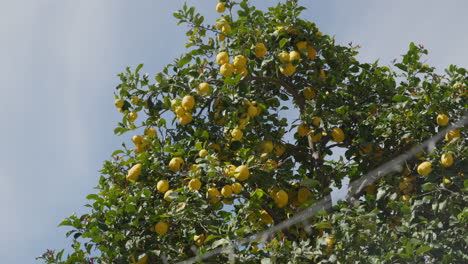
[40,1,467,263]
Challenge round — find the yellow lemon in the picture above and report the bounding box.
[178,112,193,125]
[260,209,273,224]
[231,182,243,194]
[401,194,410,204]
[199,149,208,158]
[443,178,452,185]
[234,165,249,181]
[198,82,210,94]
[289,50,300,61]
[307,45,317,60]
[194,234,206,246]
[440,153,454,167]
[233,55,247,69]
[126,164,142,181]
[168,157,184,172]
[309,130,323,143]
[325,237,336,248]
[132,135,144,146]
[247,105,259,117]
[331,127,345,142]
[182,95,195,111]
[436,114,449,126]
[303,87,316,99]
[154,222,169,235]
[114,98,124,108]
[131,95,139,105]
[224,164,236,177]
[417,161,432,176]
[260,140,274,153]
[254,43,267,57]
[207,187,221,203]
[297,187,312,203]
[221,185,233,198]
[220,63,234,77]
[145,128,157,137]
[217,34,226,42]
[275,190,288,208]
[209,143,221,152]
[280,63,296,76]
[278,51,290,63]
[274,144,286,156]
[188,178,202,191]
[312,116,322,127]
[221,24,231,34]
[216,2,226,13]
[128,111,138,122]
[296,41,308,51]
[445,129,460,142]
[156,180,169,193]
[216,52,229,65]
[175,106,186,116]
[297,123,310,137]
[230,128,243,141]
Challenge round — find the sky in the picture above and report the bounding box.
[0,0,467,263]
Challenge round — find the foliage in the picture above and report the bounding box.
[39,1,467,263]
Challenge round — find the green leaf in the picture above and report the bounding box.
[314,222,332,229]
[279,38,288,48]
[178,54,192,67]
[416,245,431,256]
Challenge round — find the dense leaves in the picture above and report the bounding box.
[40,1,467,263]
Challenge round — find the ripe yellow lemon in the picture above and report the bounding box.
[207,187,221,203]
[220,63,234,77]
[231,182,243,194]
[278,51,290,63]
[331,127,345,142]
[199,149,208,158]
[132,135,144,146]
[178,112,193,125]
[254,43,267,58]
[417,161,432,176]
[164,190,176,201]
[443,178,452,185]
[445,129,460,142]
[145,128,157,137]
[156,180,169,193]
[216,52,229,65]
[274,144,286,156]
[289,50,300,61]
[128,111,138,122]
[247,105,259,117]
[126,164,142,181]
[221,185,233,198]
[440,153,454,167]
[280,63,296,76]
[114,98,124,108]
[230,128,243,141]
[198,82,210,94]
[168,157,184,172]
[188,178,202,191]
[307,45,317,60]
[218,34,225,42]
[436,114,449,126]
[275,190,288,208]
[221,24,231,34]
[175,106,186,116]
[296,41,307,51]
[297,187,312,203]
[182,95,195,111]
[154,222,169,235]
[325,237,336,248]
[260,210,273,224]
[297,123,310,137]
[308,131,322,143]
[215,2,226,12]
[233,55,247,69]
[303,87,316,99]
[260,140,274,153]
[131,95,139,105]
[401,194,410,204]
[312,116,322,127]
[194,234,206,246]
[234,165,249,181]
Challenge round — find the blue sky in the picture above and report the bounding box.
[0,1,467,263]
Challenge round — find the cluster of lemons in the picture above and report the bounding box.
[216,52,248,77]
[171,95,195,125]
[297,117,345,143]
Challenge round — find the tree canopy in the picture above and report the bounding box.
[40,1,467,263]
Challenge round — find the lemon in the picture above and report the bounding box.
[224,164,236,176]
[234,66,248,77]
[234,165,249,181]
[132,135,144,146]
[297,123,310,137]
[154,222,169,235]
[297,187,312,203]
[289,50,300,61]
[440,153,454,167]
[175,106,186,116]
[216,2,226,12]
[296,41,307,51]
[319,69,326,80]
[131,95,139,105]
[178,112,193,125]
[217,34,226,42]
[145,128,157,137]
[221,185,233,198]
[209,143,221,152]
[230,128,243,141]
[445,129,460,142]
[436,114,449,126]
[263,159,277,172]
[401,194,410,204]
[198,82,210,94]
[134,254,148,264]
[325,237,336,248]
[221,24,231,34]
[278,51,290,63]
[312,116,322,127]
[260,140,274,153]
[303,87,316,99]
[274,144,286,156]
[182,95,195,111]
[156,180,169,193]
[254,43,267,57]
[417,161,432,176]
[207,187,221,203]
[194,234,206,246]
[199,149,208,158]
[216,52,229,65]
[260,210,273,224]
[275,190,288,208]
[128,111,138,122]
[168,157,184,172]
[307,45,317,60]
[280,63,296,76]
[331,127,345,142]
[188,178,202,191]
[443,178,452,185]
[247,105,259,117]
[114,98,124,108]
[164,190,176,201]
[220,63,234,77]
[126,164,142,181]
[233,55,247,69]
[231,182,243,194]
